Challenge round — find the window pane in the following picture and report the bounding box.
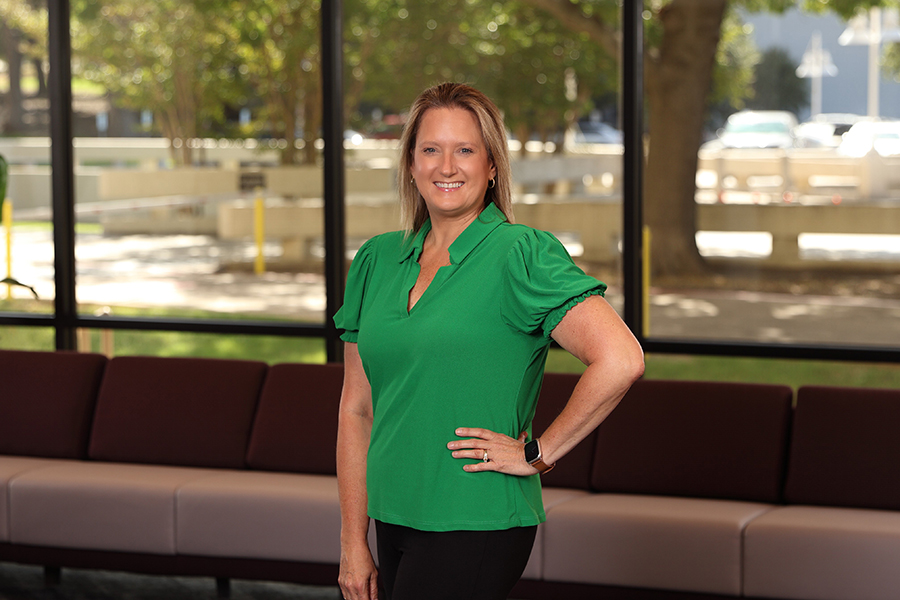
[0,325,54,350]
[76,328,326,364]
[344,1,624,321]
[644,4,900,348]
[1,1,52,315]
[70,1,324,325]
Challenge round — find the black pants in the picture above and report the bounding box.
[374,520,537,600]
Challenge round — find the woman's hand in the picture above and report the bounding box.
[448,428,537,476]
[338,542,379,600]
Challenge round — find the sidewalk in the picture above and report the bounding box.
[5,228,900,348]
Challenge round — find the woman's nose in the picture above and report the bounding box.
[441,154,456,175]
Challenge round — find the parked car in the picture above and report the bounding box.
[794,113,865,147]
[702,110,798,150]
[837,120,900,157]
[571,121,623,144]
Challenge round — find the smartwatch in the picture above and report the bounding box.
[524,438,555,474]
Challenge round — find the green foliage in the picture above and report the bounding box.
[345,0,615,144]
[708,10,760,111]
[70,0,247,153]
[884,42,900,82]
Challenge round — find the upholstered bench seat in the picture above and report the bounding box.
[521,487,592,581]
[743,505,900,600]
[541,493,775,595]
[0,457,68,542]
[8,461,218,554]
[176,471,342,564]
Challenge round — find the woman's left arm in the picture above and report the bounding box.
[450,295,643,474]
[538,294,644,466]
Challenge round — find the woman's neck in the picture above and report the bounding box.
[425,209,480,252]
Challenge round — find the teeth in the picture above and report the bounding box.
[436,182,463,189]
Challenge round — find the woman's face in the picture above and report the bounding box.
[410,107,496,224]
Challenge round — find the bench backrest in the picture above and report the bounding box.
[246,362,344,475]
[533,372,599,490]
[88,356,267,469]
[590,379,794,503]
[786,385,900,510]
[0,349,107,459]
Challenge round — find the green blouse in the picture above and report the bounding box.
[333,202,606,532]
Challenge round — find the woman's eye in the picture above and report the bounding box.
[459,147,473,154]
[422,147,436,154]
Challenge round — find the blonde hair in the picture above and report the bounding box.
[398,83,513,233]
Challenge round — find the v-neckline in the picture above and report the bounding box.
[407,248,451,314]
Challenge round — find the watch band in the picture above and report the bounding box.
[525,438,556,474]
[531,455,555,474]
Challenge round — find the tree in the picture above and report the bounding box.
[746,47,808,114]
[344,0,615,155]
[198,0,323,165]
[0,0,48,135]
[518,0,892,277]
[71,1,245,165]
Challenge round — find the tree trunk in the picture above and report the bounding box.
[644,0,726,277]
[1,23,23,134]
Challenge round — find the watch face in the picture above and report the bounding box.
[524,440,540,463]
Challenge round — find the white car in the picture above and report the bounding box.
[572,121,623,144]
[795,113,865,147]
[837,120,900,157]
[704,110,799,150]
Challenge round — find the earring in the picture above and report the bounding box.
[410,175,415,184]
[488,178,496,189]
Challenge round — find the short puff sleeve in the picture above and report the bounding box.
[501,229,607,338]
[332,237,376,343]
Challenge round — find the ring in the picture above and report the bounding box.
[483,450,489,463]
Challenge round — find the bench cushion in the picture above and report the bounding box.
[0,456,66,542]
[521,487,590,581]
[0,349,107,459]
[591,379,793,502]
[176,471,342,563]
[542,493,774,595]
[246,363,344,475]
[8,461,216,554]
[89,356,267,469]
[744,505,900,600]
[786,385,900,510]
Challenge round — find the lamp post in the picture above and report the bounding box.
[796,31,838,117]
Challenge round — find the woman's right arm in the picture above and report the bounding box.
[337,342,379,600]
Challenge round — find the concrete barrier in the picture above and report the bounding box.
[697,147,900,201]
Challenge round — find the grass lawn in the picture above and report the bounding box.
[547,349,900,390]
[2,302,898,390]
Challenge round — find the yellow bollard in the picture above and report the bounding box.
[3,199,11,300]
[253,188,265,275]
[642,225,651,338]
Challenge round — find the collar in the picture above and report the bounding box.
[399,202,507,264]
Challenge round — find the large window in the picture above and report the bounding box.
[1,1,51,316]
[68,2,325,326]
[641,3,900,350]
[1,0,898,365]
[343,1,625,312]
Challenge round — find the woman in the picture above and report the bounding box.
[335,83,644,600]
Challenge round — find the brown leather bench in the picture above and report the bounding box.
[2,349,898,600]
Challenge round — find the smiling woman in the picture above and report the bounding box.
[332,82,644,600]
[409,107,496,230]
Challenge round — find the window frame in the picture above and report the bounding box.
[0,0,896,364]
